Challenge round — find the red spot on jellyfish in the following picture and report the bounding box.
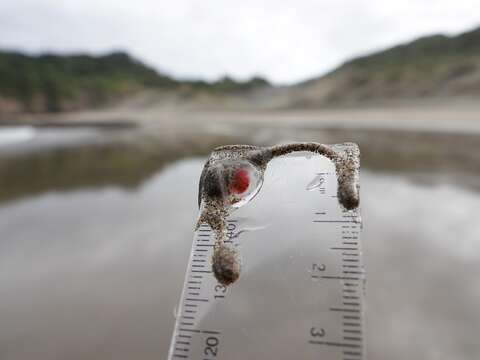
[230,168,250,194]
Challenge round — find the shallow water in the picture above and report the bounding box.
[0,126,105,155]
[0,156,479,359]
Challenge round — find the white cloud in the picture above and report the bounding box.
[1,0,480,84]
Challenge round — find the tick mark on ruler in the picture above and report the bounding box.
[201,330,220,334]
[309,340,361,348]
[322,276,359,280]
[179,328,200,333]
[344,350,362,355]
[344,336,362,341]
[314,220,356,223]
[175,347,189,352]
[331,308,360,313]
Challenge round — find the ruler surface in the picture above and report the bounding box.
[168,151,364,360]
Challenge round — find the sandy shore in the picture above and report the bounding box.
[2,98,479,133]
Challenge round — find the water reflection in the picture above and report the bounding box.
[0,159,203,360]
[0,126,36,146]
[0,132,240,204]
[1,125,480,204]
[363,174,480,360]
[0,156,479,359]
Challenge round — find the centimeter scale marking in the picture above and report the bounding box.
[168,167,364,360]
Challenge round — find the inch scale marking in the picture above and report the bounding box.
[168,152,365,360]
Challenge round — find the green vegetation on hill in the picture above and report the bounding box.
[187,76,269,95]
[0,51,270,113]
[345,28,480,70]
[289,26,480,107]
[0,52,178,112]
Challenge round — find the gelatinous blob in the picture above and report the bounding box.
[212,244,241,286]
[230,169,249,194]
[198,158,263,209]
[229,162,263,209]
[196,142,360,286]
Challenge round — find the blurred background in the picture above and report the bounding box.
[1,1,480,359]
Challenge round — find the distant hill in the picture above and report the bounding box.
[283,26,480,107]
[2,25,480,114]
[0,51,270,113]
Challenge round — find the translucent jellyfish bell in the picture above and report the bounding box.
[225,160,264,208]
[199,159,264,209]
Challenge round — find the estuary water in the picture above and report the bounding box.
[0,124,479,360]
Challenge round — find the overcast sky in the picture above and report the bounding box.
[1,0,480,84]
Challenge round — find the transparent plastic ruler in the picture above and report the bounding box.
[168,149,365,360]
